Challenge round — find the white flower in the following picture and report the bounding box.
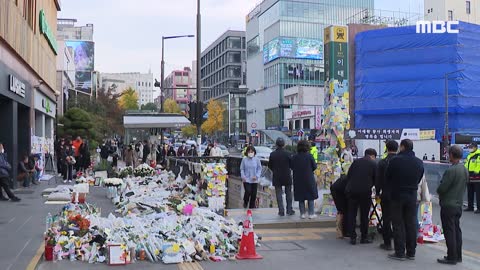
[104,178,123,186]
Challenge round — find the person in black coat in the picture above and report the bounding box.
[386,139,424,261]
[142,140,150,164]
[290,140,318,219]
[345,148,377,245]
[376,140,399,251]
[268,138,295,216]
[331,175,349,237]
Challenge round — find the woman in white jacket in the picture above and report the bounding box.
[417,174,431,235]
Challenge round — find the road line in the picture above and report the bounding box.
[7,237,31,270]
[26,243,45,270]
[15,215,32,233]
[8,217,15,224]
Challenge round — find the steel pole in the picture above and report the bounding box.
[196,0,202,143]
[160,37,165,146]
[445,73,449,147]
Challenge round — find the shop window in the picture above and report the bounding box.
[303,119,310,129]
[448,10,453,21]
[467,1,471,14]
[294,120,301,130]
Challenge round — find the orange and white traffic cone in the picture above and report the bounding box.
[236,209,262,260]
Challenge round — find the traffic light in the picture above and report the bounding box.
[278,104,292,109]
[188,102,197,124]
[196,101,207,125]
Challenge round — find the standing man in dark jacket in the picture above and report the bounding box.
[331,175,349,238]
[345,148,377,245]
[268,138,295,216]
[142,140,150,164]
[376,140,399,251]
[0,143,20,201]
[437,145,468,265]
[386,139,424,261]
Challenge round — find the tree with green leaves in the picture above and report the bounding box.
[118,87,139,110]
[181,125,197,138]
[57,108,96,140]
[141,102,158,111]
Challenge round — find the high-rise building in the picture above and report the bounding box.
[56,41,76,116]
[1,0,61,185]
[425,0,480,23]
[57,18,96,96]
[201,30,246,101]
[57,18,94,41]
[163,67,196,112]
[246,0,374,130]
[99,72,154,107]
[200,30,247,143]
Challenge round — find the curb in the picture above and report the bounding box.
[254,219,336,229]
[26,243,44,270]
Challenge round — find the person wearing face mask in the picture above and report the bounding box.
[0,142,21,201]
[187,144,198,157]
[464,142,480,213]
[177,141,189,157]
[210,143,223,157]
[240,146,262,209]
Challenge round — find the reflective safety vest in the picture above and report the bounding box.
[310,146,318,163]
[382,146,388,159]
[465,149,480,174]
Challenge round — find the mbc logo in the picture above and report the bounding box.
[416,21,459,34]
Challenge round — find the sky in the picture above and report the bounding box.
[59,0,423,85]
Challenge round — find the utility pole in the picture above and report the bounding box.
[196,0,202,144]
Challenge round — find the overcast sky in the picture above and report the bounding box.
[59,0,423,84]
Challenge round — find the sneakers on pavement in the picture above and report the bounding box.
[287,210,296,216]
[388,253,406,261]
[464,207,474,212]
[278,212,285,217]
[309,214,318,219]
[68,180,72,183]
[0,197,9,201]
[300,214,306,219]
[360,238,373,244]
[10,197,21,202]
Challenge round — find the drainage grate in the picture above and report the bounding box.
[260,241,306,251]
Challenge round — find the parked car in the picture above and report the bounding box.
[255,146,273,160]
[218,145,230,156]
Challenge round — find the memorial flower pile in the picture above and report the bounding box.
[133,164,155,177]
[103,178,123,187]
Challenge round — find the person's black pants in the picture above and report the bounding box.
[381,199,393,246]
[243,183,258,209]
[440,206,462,261]
[466,182,480,209]
[0,176,16,199]
[347,193,371,240]
[391,199,417,257]
[331,189,349,235]
[64,164,73,181]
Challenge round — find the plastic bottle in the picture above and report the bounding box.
[209,244,216,254]
[45,213,52,233]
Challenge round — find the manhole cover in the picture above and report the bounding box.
[262,242,305,251]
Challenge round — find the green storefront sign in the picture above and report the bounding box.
[39,9,58,55]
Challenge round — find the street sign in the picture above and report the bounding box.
[297,129,305,137]
[251,122,257,128]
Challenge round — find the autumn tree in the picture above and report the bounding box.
[163,98,181,113]
[181,125,197,138]
[118,87,139,110]
[201,100,224,135]
[141,102,158,111]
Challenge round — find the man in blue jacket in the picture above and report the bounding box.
[0,142,21,202]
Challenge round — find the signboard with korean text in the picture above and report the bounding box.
[347,129,436,141]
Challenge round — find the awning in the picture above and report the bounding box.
[123,114,190,129]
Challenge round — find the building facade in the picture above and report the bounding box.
[56,41,76,116]
[425,0,480,23]
[200,30,246,101]
[163,67,195,112]
[0,0,61,186]
[245,0,374,131]
[283,86,324,131]
[99,72,154,107]
[57,18,94,41]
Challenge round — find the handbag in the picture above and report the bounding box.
[17,172,26,181]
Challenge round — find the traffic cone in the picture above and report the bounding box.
[236,209,262,260]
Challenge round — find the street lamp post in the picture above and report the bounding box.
[196,0,202,143]
[159,34,194,145]
[443,69,464,158]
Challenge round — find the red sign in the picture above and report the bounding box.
[251,122,257,128]
[292,110,312,118]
